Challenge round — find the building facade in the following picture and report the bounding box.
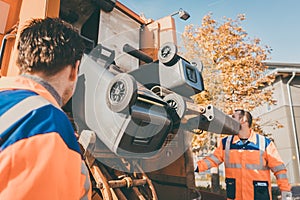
[254,62,300,184]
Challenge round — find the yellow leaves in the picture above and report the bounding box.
[182,13,278,150]
[276,122,284,129]
[238,14,246,21]
[192,90,212,104]
[253,38,261,44]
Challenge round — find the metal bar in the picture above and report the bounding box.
[123,43,153,63]
[0,34,16,69]
[131,187,146,200]
[134,161,158,200]
[91,165,113,199]
[186,101,206,114]
[186,104,240,135]
[108,178,147,188]
[85,152,113,200]
[96,160,127,200]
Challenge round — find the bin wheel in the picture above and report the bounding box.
[163,93,186,118]
[106,73,138,113]
[158,42,178,66]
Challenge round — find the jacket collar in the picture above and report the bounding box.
[232,130,257,144]
[21,74,62,107]
[0,76,61,107]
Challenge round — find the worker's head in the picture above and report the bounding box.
[17,17,85,76]
[17,18,85,105]
[232,109,252,128]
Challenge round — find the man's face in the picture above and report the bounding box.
[232,111,248,127]
[232,111,242,121]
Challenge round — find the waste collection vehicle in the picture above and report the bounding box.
[0,0,240,199]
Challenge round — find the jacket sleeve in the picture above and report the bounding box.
[197,139,224,172]
[266,141,291,192]
[0,132,91,200]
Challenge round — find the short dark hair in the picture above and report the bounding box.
[234,109,253,128]
[17,18,85,76]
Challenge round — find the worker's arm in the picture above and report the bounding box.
[266,141,291,193]
[0,132,90,200]
[0,99,91,200]
[196,139,224,172]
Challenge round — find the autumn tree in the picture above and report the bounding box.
[181,13,278,151]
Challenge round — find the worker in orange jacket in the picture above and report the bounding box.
[196,109,292,200]
[0,18,91,199]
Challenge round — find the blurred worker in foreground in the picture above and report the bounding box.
[196,109,292,200]
[0,18,91,199]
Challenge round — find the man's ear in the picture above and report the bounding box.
[69,60,80,81]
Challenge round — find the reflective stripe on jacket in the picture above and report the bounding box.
[197,131,291,200]
[0,76,91,200]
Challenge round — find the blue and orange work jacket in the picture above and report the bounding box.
[197,131,291,200]
[0,76,91,199]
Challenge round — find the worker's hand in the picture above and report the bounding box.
[281,191,292,200]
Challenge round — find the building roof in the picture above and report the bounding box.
[263,62,300,77]
[263,62,300,69]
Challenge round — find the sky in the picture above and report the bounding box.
[118,0,300,63]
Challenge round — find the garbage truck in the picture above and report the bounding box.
[0,0,240,199]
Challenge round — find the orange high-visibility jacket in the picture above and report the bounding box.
[0,76,91,200]
[197,131,291,200]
